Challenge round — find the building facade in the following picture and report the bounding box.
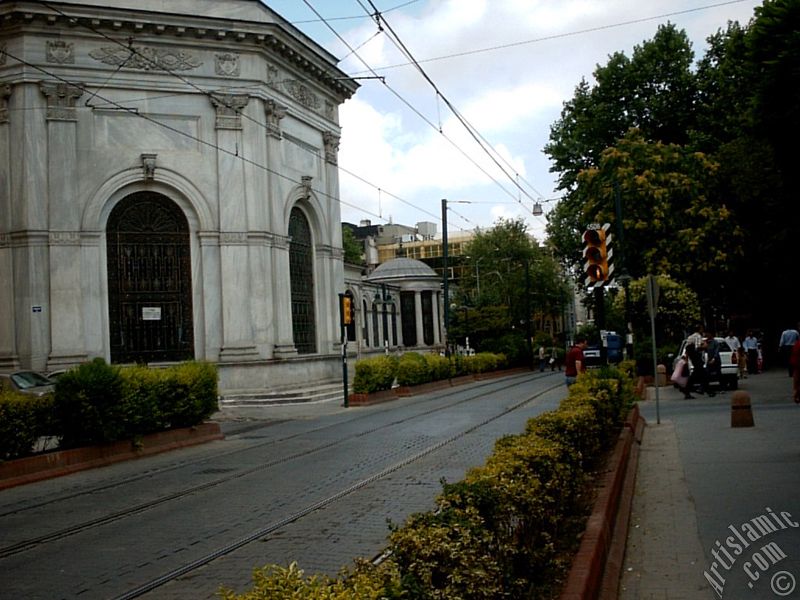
[0,0,358,395]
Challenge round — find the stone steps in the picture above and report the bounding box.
[220,381,346,406]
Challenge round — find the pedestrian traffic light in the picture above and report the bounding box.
[583,226,610,285]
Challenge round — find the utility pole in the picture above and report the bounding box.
[442,198,450,357]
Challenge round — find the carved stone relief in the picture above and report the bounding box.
[209,94,249,130]
[46,40,74,64]
[49,232,81,245]
[284,80,320,111]
[39,82,84,121]
[141,153,157,180]
[264,99,287,138]
[215,53,240,77]
[89,45,202,71]
[323,131,340,165]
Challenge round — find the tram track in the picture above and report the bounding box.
[112,380,563,600]
[0,370,540,519]
[0,371,554,560]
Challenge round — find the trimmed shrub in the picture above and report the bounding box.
[425,353,452,381]
[353,355,398,393]
[0,391,54,460]
[218,560,402,600]
[226,365,635,598]
[53,358,124,448]
[396,352,430,386]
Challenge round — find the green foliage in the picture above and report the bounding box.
[462,353,506,374]
[545,4,799,337]
[218,560,402,600]
[352,355,398,393]
[49,359,217,450]
[396,352,431,387]
[341,225,364,265]
[54,358,125,448]
[0,391,54,460]
[425,354,452,382]
[228,366,635,598]
[613,275,700,348]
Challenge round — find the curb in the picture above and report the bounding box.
[0,422,224,491]
[560,406,645,600]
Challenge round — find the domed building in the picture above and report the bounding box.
[343,257,444,355]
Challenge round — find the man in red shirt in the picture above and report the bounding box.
[565,336,588,387]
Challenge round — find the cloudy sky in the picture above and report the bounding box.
[268,0,762,241]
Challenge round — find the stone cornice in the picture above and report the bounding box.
[1,5,358,100]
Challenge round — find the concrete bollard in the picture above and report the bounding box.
[731,390,754,428]
[656,364,667,387]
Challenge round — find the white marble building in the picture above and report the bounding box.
[0,0,359,395]
[343,258,445,357]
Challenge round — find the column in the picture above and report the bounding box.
[0,84,17,369]
[40,82,89,369]
[432,291,441,345]
[211,93,259,361]
[414,291,424,349]
[264,100,295,357]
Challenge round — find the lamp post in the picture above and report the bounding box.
[373,284,394,354]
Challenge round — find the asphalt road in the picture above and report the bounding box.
[0,370,566,600]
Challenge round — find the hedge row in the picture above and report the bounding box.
[0,359,218,459]
[220,364,637,599]
[352,352,509,394]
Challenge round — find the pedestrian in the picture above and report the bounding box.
[778,325,800,377]
[550,343,560,371]
[705,331,722,384]
[724,330,741,355]
[687,341,714,397]
[672,350,693,399]
[743,330,759,376]
[687,324,704,348]
[538,345,546,372]
[565,336,587,387]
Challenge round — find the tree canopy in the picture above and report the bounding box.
[544,1,798,341]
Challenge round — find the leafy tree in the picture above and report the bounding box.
[457,218,571,362]
[342,225,363,265]
[545,23,696,194]
[576,130,744,297]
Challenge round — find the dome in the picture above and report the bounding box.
[366,257,439,281]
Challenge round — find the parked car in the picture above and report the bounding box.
[673,337,739,390]
[0,371,56,396]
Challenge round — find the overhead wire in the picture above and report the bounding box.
[33,1,462,229]
[0,47,392,224]
[301,0,526,224]
[361,0,542,215]
[349,0,757,74]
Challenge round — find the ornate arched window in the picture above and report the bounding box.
[106,191,194,363]
[289,207,316,354]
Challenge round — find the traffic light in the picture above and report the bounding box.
[583,226,611,285]
[342,295,353,325]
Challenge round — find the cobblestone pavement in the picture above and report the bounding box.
[620,370,800,600]
[0,371,565,600]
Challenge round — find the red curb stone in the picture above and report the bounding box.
[0,422,224,491]
[560,406,644,600]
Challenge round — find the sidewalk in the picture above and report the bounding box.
[619,370,800,599]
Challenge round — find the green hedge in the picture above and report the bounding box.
[0,358,222,453]
[0,391,54,460]
[224,366,635,599]
[353,352,508,394]
[353,355,398,393]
